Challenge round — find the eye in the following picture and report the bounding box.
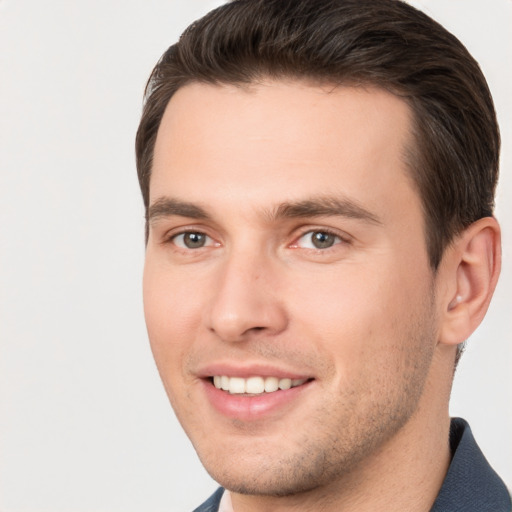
[172,232,215,249]
[295,230,342,249]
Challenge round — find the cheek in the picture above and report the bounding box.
[286,260,430,374]
[142,263,208,427]
[288,263,391,335]
[142,260,201,373]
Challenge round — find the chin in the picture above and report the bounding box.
[195,435,361,498]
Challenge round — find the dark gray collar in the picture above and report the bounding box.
[430,417,511,511]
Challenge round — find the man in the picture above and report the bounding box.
[136,0,511,510]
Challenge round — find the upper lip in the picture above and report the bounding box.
[196,362,313,380]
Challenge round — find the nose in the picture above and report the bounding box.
[205,250,288,343]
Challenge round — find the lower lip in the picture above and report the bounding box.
[202,379,313,421]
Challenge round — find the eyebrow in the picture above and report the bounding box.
[269,196,382,225]
[147,197,210,223]
[147,195,382,225]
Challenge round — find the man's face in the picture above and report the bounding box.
[144,81,441,495]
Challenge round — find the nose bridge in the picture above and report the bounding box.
[206,243,287,342]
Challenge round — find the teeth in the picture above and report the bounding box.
[212,376,307,395]
[246,376,265,394]
[229,377,245,394]
[279,378,291,390]
[264,376,279,393]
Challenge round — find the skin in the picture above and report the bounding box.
[143,81,500,511]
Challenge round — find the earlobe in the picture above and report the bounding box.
[439,217,501,347]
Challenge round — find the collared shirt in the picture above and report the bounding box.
[194,418,511,512]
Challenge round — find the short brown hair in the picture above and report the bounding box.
[136,0,500,270]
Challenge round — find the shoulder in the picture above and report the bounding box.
[193,487,225,512]
[431,418,511,512]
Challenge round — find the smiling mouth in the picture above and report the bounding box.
[211,375,311,395]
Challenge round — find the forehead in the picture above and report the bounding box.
[151,80,417,221]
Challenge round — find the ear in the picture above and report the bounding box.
[438,217,501,347]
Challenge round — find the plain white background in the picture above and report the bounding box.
[0,1,510,510]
